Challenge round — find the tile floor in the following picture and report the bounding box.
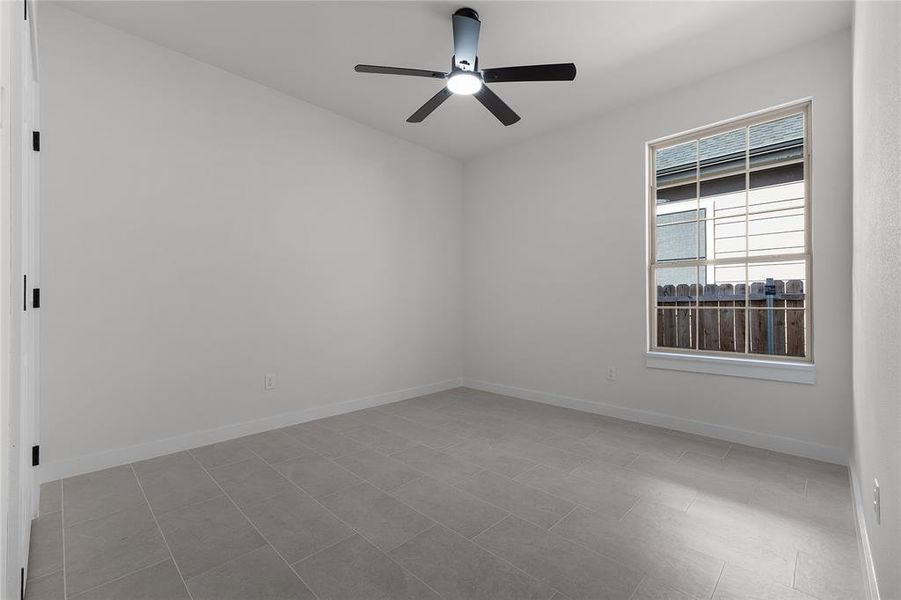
[25,387,865,600]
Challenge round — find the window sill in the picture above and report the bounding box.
[645,351,815,384]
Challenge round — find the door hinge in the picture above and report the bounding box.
[23,274,27,311]
[32,445,39,467]
[33,288,40,308]
[32,130,40,152]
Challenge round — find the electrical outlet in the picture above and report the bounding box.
[874,478,881,524]
[607,366,617,381]
[264,373,276,391]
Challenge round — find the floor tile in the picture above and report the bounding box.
[273,454,362,498]
[453,470,575,528]
[238,430,319,464]
[498,438,588,472]
[318,482,434,551]
[155,495,265,579]
[133,452,221,515]
[334,450,423,491]
[65,505,169,596]
[540,433,641,467]
[340,423,418,454]
[39,481,61,516]
[390,445,482,482]
[391,476,508,538]
[62,466,147,526]
[570,459,696,512]
[720,447,808,495]
[295,534,440,600]
[712,563,813,599]
[443,439,539,478]
[27,511,62,581]
[366,415,464,450]
[514,464,639,519]
[551,506,723,599]
[628,499,796,586]
[242,489,353,563]
[629,576,695,600]
[795,546,867,600]
[24,571,63,600]
[209,456,295,508]
[390,525,555,600]
[628,453,755,503]
[750,484,855,535]
[285,423,367,458]
[190,439,256,469]
[382,405,454,429]
[312,412,369,433]
[474,516,643,600]
[186,545,315,600]
[70,559,189,600]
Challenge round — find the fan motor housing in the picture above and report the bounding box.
[453,8,479,21]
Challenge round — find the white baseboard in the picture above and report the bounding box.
[849,463,881,600]
[461,379,848,465]
[40,378,463,482]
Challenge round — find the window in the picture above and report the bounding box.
[648,102,812,363]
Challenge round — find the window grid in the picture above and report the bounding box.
[647,101,812,362]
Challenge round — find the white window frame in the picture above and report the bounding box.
[646,100,814,383]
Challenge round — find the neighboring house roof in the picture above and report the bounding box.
[655,113,804,175]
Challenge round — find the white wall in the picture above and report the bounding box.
[852,2,901,597]
[38,5,462,479]
[463,30,853,462]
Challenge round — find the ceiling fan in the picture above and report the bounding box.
[354,7,577,126]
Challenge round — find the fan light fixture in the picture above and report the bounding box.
[354,7,577,125]
[447,72,482,95]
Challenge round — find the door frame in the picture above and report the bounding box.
[1,1,41,597]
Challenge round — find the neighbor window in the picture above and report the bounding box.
[648,102,811,361]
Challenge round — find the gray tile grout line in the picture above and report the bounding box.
[709,562,727,599]
[545,505,579,532]
[186,452,327,600]
[129,464,196,600]
[626,574,648,600]
[792,549,799,590]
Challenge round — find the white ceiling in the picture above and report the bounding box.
[56,1,851,159]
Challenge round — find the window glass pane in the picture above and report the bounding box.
[747,259,806,292]
[711,218,747,260]
[700,128,746,179]
[656,209,705,262]
[748,308,806,357]
[655,141,697,188]
[748,179,805,214]
[655,266,698,350]
[655,265,700,297]
[700,173,745,199]
[749,113,804,169]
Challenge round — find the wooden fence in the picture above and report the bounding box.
[656,279,805,356]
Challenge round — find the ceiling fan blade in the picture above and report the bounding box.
[407,87,453,123]
[452,8,480,71]
[355,64,446,79]
[473,85,520,126]
[482,63,577,83]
